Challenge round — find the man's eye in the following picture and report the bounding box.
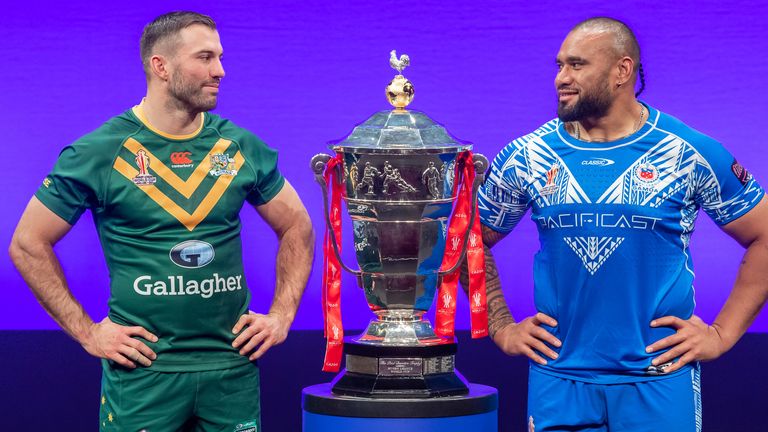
[571,63,583,69]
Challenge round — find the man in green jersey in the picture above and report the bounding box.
[9,11,314,431]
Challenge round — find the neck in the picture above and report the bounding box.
[571,96,644,142]
[140,89,203,136]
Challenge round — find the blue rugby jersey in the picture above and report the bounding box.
[479,103,764,384]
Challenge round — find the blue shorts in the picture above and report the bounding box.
[527,364,702,432]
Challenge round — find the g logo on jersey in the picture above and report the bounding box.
[169,240,215,268]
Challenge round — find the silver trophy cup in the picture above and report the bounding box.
[311,52,488,397]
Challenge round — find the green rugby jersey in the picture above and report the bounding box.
[36,103,285,372]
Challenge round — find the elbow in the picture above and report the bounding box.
[8,232,29,268]
[300,211,316,246]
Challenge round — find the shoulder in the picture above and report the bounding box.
[204,113,276,155]
[493,119,560,165]
[60,110,141,161]
[652,109,727,158]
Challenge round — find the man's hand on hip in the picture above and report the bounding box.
[232,311,290,361]
[493,312,562,365]
[645,314,727,373]
[83,317,158,369]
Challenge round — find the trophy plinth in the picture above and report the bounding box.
[311,51,488,398]
[331,338,467,398]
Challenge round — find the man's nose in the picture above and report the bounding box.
[212,58,225,78]
[555,66,572,88]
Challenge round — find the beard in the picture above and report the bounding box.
[557,79,612,122]
[168,70,219,113]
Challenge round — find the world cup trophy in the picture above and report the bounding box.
[311,51,489,397]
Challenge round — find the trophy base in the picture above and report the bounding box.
[330,338,469,398]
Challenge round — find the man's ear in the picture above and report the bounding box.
[149,54,171,81]
[616,56,635,88]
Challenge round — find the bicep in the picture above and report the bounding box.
[253,180,311,237]
[13,196,73,247]
[721,196,768,248]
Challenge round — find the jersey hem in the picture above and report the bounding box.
[139,355,252,373]
[530,362,694,384]
[34,190,83,225]
[715,186,765,226]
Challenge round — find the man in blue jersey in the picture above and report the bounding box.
[467,17,768,431]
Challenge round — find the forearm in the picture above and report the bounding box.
[711,238,768,350]
[268,221,315,322]
[9,237,94,343]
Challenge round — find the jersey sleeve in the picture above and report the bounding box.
[693,137,764,225]
[478,140,532,233]
[242,134,286,206]
[34,141,104,225]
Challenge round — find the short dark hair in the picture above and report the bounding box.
[140,11,216,73]
[571,17,645,96]
[571,17,640,67]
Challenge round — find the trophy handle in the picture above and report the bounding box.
[311,153,363,276]
[438,153,489,277]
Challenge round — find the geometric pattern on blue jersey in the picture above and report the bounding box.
[477,104,765,384]
[516,137,591,207]
[564,236,625,275]
[596,135,703,206]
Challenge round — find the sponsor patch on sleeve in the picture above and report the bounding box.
[731,159,752,185]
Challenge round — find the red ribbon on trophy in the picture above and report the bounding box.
[435,151,489,339]
[322,154,345,372]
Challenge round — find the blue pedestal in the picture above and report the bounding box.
[302,383,498,432]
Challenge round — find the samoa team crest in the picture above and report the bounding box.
[634,163,658,183]
[209,153,238,177]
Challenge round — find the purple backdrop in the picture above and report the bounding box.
[3,1,766,332]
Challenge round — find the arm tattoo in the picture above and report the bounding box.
[460,225,515,338]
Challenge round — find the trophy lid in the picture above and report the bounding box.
[329,51,472,155]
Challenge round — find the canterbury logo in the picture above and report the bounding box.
[171,151,193,164]
[113,138,243,231]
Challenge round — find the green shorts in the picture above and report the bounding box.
[99,360,261,432]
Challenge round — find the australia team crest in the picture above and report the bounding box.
[209,153,238,177]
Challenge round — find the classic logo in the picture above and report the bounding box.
[170,151,193,168]
[133,149,157,186]
[581,157,615,166]
[42,177,52,188]
[210,153,238,177]
[646,361,673,375]
[169,240,215,268]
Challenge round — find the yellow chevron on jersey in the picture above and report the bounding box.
[113,149,245,231]
[35,106,284,372]
[122,137,232,198]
